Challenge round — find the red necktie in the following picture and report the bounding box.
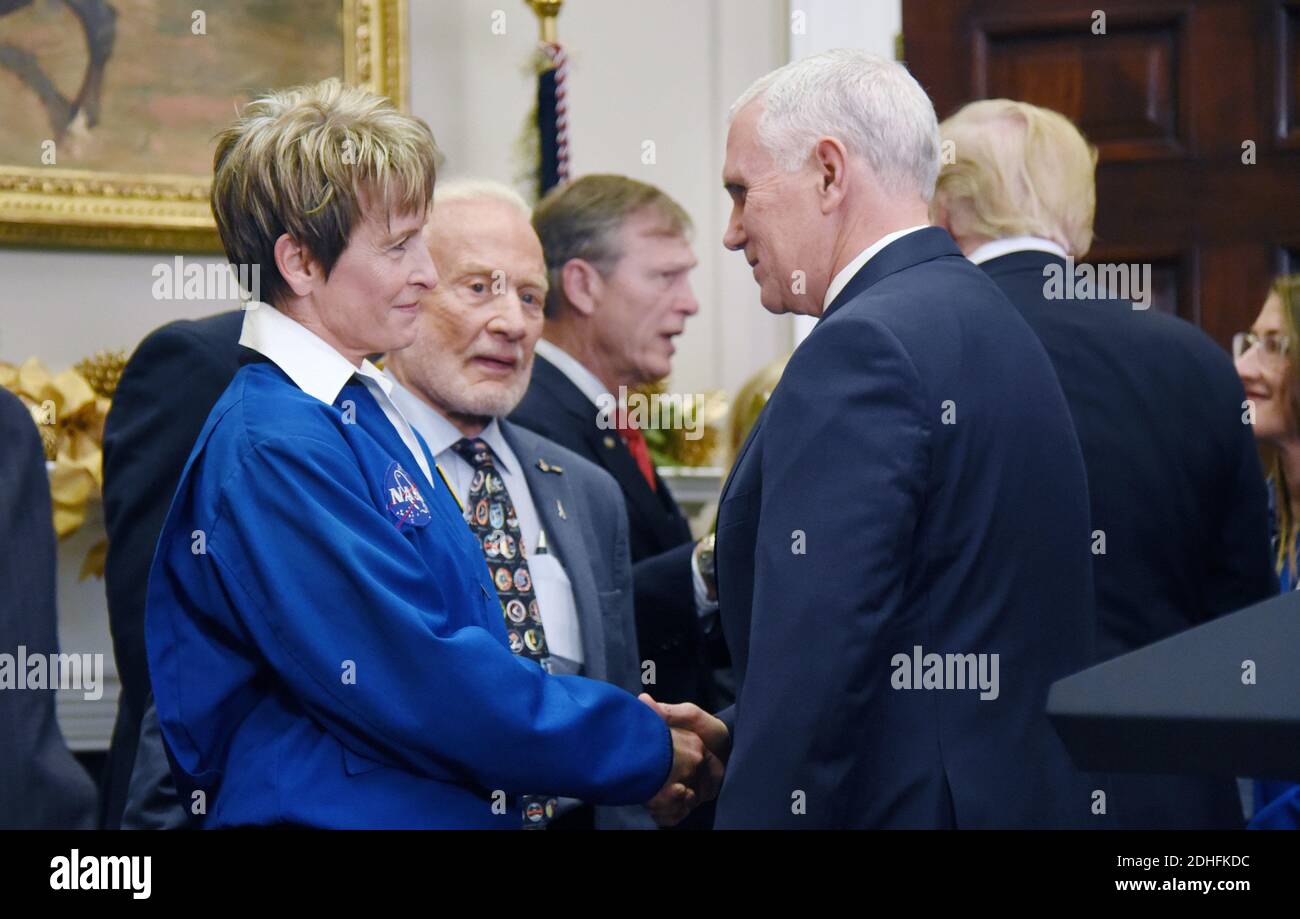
[618,421,657,492]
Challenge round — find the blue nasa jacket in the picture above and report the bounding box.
[143,311,671,829]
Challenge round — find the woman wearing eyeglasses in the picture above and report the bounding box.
[1233,272,1300,829]
[1235,275,1300,589]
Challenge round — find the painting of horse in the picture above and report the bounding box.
[0,0,343,176]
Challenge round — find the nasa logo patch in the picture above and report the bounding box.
[384,462,431,528]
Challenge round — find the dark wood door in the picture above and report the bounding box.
[903,0,1300,346]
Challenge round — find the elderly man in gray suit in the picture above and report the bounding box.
[381,179,657,829]
[125,180,673,830]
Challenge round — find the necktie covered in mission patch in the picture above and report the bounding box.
[451,436,559,827]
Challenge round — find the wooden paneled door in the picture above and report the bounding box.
[902,0,1300,346]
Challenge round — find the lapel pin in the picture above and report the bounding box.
[536,459,564,474]
[556,499,567,520]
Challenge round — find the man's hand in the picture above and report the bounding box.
[643,694,731,763]
[644,724,705,827]
[639,693,730,826]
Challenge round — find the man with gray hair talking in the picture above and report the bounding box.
[654,50,1100,828]
[512,175,724,715]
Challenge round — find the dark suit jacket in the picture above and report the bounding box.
[511,353,715,707]
[0,388,98,828]
[982,249,1276,829]
[713,228,1097,829]
[100,310,257,829]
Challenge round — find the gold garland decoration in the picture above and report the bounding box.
[632,380,730,469]
[635,356,791,471]
[0,350,125,579]
[726,355,790,467]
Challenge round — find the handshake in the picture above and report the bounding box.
[638,693,731,826]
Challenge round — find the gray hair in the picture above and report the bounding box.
[729,49,941,201]
[432,178,532,218]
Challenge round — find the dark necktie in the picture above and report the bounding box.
[450,437,557,828]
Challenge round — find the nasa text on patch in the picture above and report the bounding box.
[384,461,432,529]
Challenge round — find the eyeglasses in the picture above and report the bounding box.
[1233,331,1291,362]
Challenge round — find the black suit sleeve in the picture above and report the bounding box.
[632,542,706,704]
[0,391,98,828]
[103,322,235,714]
[100,322,236,828]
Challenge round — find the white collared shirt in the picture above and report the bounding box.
[823,224,931,310]
[237,303,433,485]
[383,370,584,666]
[967,235,1068,266]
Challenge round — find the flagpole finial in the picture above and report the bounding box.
[525,0,564,44]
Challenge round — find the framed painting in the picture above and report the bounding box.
[0,0,407,252]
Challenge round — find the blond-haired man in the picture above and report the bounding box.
[141,79,703,828]
[934,99,1275,829]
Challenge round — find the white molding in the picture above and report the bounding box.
[660,466,725,538]
[47,493,119,751]
[56,681,120,752]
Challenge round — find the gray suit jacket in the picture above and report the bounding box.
[0,389,98,828]
[124,418,652,829]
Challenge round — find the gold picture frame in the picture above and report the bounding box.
[0,0,407,254]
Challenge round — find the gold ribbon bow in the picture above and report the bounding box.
[1,353,121,578]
